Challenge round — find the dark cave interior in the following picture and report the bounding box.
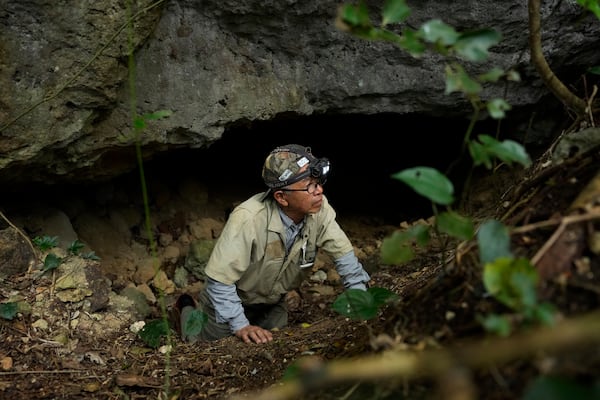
[2,111,546,228]
[141,111,520,225]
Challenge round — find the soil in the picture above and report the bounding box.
[1,143,600,400]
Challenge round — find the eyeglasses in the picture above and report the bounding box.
[282,180,325,194]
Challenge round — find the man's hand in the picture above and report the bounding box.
[235,324,273,344]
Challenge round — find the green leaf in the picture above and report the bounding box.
[454,28,502,62]
[381,224,430,265]
[82,251,101,260]
[381,231,415,265]
[576,0,600,20]
[436,211,475,240]
[382,0,411,26]
[468,139,493,169]
[477,313,512,337]
[478,67,505,83]
[391,166,455,205]
[398,28,426,56]
[42,253,62,272]
[410,223,431,246]
[486,98,511,119]
[0,302,18,320]
[332,289,378,320]
[138,319,169,348]
[368,287,398,307]
[509,265,539,309]
[445,64,482,95]
[419,19,459,46]
[68,240,85,255]
[282,361,301,381]
[340,3,371,28]
[523,375,599,400]
[33,236,59,251]
[182,309,208,338]
[475,135,532,168]
[588,66,600,75]
[133,117,146,130]
[532,302,557,326]
[483,257,538,311]
[477,219,512,264]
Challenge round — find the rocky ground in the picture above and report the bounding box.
[1,131,600,399]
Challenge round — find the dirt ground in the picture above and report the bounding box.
[1,141,600,399]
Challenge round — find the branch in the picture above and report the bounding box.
[528,0,587,115]
[0,210,39,265]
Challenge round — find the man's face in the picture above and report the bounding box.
[280,176,324,216]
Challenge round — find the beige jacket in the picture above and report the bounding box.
[204,192,354,304]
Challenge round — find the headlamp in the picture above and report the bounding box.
[308,158,330,184]
[284,157,330,187]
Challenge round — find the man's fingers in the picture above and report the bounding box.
[241,327,273,344]
[236,325,274,344]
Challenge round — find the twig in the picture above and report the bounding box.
[50,270,57,299]
[508,146,599,206]
[528,0,587,114]
[586,85,597,127]
[500,186,539,223]
[0,210,39,264]
[511,210,600,235]
[339,382,360,400]
[510,210,600,266]
[0,0,166,133]
[0,370,86,376]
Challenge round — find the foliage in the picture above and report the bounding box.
[67,239,101,260]
[138,319,170,349]
[577,0,600,20]
[477,227,553,329]
[392,167,454,205]
[181,308,208,339]
[32,235,59,251]
[81,251,101,261]
[0,302,18,320]
[31,235,101,278]
[332,287,397,321]
[42,253,62,273]
[67,239,85,255]
[469,134,532,169]
[481,256,556,336]
[337,0,551,336]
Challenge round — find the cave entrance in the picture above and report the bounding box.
[151,112,487,226]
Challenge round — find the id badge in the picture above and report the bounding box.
[299,241,314,268]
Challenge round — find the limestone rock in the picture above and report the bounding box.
[1,1,599,184]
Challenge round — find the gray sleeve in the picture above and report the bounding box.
[205,278,250,333]
[334,251,370,290]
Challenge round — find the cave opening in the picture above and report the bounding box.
[2,111,521,231]
[146,111,498,226]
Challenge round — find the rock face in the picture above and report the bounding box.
[1,0,599,184]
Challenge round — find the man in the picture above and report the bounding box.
[180,144,371,344]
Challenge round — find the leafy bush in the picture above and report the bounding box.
[335,0,552,336]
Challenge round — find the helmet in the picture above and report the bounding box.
[262,144,330,189]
